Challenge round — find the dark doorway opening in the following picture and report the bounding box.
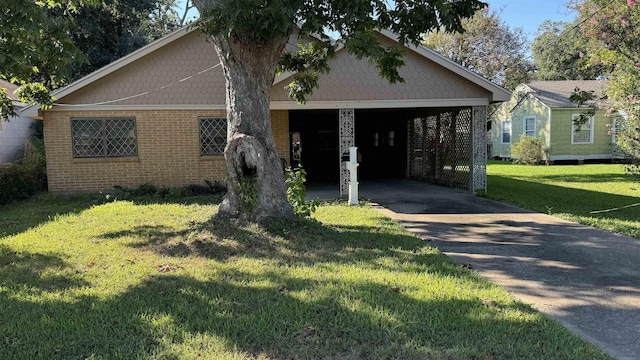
[289,110,339,182]
[355,109,410,179]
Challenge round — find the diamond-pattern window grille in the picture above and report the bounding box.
[72,118,137,158]
[408,108,472,190]
[200,117,227,155]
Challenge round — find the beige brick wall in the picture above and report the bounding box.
[44,110,290,192]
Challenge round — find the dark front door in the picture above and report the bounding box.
[355,109,409,179]
[289,110,339,182]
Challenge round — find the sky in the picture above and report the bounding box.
[486,0,577,42]
[177,1,578,45]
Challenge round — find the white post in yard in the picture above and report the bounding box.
[346,146,359,205]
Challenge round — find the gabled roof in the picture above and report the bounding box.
[377,30,509,102]
[526,80,608,108]
[22,26,510,117]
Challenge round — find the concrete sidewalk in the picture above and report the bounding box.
[311,179,640,360]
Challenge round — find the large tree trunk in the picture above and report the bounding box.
[208,33,294,222]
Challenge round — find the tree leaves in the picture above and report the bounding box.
[423,8,531,90]
[195,0,486,100]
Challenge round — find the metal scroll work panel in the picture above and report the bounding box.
[339,109,355,196]
[472,106,487,192]
[408,108,473,190]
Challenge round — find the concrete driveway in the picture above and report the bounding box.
[312,179,640,360]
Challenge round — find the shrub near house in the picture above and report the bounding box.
[0,122,47,204]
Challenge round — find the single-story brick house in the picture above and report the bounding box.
[490,80,618,162]
[22,27,510,194]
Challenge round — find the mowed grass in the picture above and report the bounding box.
[486,161,640,239]
[0,196,611,359]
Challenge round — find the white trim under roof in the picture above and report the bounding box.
[45,104,228,112]
[270,98,489,109]
[40,98,489,112]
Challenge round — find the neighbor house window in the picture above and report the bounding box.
[388,131,395,146]
[200,117,227,155]
[572,114,593,144]
[501,119,512,144]
[72,118,137,158]
[612,118,623,144]
[524,116,536,137]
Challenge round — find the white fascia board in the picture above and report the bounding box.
[269,98,489,110]
[376,29,511,102]
[44,98,488,112]
[45,104,227,112]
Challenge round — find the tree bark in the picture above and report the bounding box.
[207,33,294,222]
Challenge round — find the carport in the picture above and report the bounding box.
[287,106,488,195]
[269,29,509,196]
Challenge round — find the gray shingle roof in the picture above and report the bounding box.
[527,80,608,108]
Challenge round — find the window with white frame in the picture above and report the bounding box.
[501,119,512,143]
[72,118,137,158]
[572,114,593,144]
[524,116,536,137]
[200,117,227,155]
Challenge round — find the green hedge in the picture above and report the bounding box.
[0,125,47,204]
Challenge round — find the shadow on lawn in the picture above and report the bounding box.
[100,215,469,274]
[531,173,636,184]
[0,194,222,239]
[0,207,609,359]
[0,268,603,359]
[487,175,640,222]
[0,245,89,292]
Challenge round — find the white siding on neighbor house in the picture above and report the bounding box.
[0,114,35,162]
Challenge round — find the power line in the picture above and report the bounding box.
[53,62,222,107]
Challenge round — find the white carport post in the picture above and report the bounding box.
[471,106,488,193]
[339,109,355,197]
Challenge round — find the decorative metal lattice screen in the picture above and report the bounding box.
[408,108,472,190]
[199,117,227,155]
[72,118,137,158]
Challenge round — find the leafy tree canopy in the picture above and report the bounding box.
[1,0,186,120]
[1,0,85,118]
[422,7,532,90]
[190,0,487,221]
[531,19,606,80]
[573,0,640,174]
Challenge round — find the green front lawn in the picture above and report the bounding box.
[486,161,640,239]
[0,195,609,359]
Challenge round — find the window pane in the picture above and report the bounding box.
[525,117,535,136]
[572,116,592,143]
[72,119,104,157]
[573,129,590,143]
[200,117,227,155]
[501,120,511,143]
[106,118,137,157]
